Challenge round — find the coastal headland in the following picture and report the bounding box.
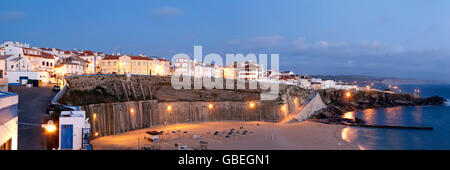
[313,89,447,123]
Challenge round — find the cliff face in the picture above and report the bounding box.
[61,75,313,105]
[314,89,446,120]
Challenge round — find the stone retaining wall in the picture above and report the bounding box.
[83,98,303,137]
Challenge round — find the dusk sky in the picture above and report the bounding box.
[1,0,449,82]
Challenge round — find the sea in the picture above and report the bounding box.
[341,84,450,150]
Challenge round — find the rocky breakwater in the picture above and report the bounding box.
[313,89,447,123]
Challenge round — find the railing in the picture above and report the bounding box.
[50,83,81,111]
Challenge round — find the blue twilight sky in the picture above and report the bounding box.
[1,0,450,82]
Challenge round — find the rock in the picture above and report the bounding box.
[314,89,446,121]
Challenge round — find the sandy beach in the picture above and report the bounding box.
[91,120,358,150]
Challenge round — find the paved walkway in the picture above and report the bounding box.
[11,85,57,150]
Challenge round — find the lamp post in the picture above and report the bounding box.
[18,120,57,150]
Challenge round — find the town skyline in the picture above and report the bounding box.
[1,0,449,82]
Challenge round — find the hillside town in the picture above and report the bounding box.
[0,41,359,90]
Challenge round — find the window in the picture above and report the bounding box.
[42,61,45,66]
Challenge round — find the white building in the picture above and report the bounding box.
[172,57,195,77]
[55,55,89,76]
[0,92,19,150]
[193,62,215,78]
[0,48,5,56]
[297,77,312,89]
[39,48,66,61]
[59,111,91,150]
[5,71,50,86]
[335,82,358,90]
[280,71,295,77]
[322,80,336,89]
[3,44,56,73]
[77,51,104,74]
[236,62,264,81]
[55,63,85,76]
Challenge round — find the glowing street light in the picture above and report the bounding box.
[249,102,255,109]
[345,92,352,98]
[208,103,214,109]
[130,108,135,114]
[41,120,57,133]
[94,132,99,137]
[93,113,97,120]
[281,104,287,112]
[167,105,172,111]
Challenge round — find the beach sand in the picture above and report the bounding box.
[91,120,358,150]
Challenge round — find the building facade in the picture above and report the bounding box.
[100,55,170,75]
[0,92,19,150]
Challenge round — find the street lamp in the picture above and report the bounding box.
[345,92,352,98]
[41,120,57,133]
[249,102,255,108]
[208,103,214,110]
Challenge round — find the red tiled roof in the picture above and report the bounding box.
[80,51,95,56]
[41,52,56,59]
[130,56,151,60]
[40,48,53,51]
[103,55,152,60]
[102,55,120,60]
[64,51,71,54]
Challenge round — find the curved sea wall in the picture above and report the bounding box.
[84,99,304,137]
[62,75,314,137]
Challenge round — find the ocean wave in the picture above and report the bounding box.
[446,100,449,106]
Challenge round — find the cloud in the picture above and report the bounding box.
[227,39,241,45]
[291,37,404,57]
[248,35,283,46]
[376,16,397,26]
[224,36,449,81]
[153,7,182,17]
[0,11,25,22]
[285,37,450,81]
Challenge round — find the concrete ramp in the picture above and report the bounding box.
[294,92,327,121]
[279,92,327,123]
